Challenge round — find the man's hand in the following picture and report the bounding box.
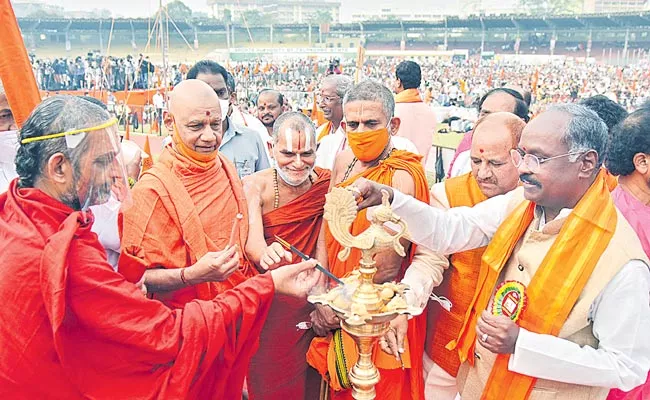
[310,303,341,336]
[475,311,520,354]
[187,246,240,284]
[379,315,407,358]
[270,259,321,298]
[260,242,292,270]
[352,178,395,210]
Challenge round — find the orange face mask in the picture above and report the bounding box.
[347,126,390,162]
[172,123,217,168]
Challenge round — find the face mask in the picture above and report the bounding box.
[172,123,217,167]
[219,99,230,122]
[347,123,391,162]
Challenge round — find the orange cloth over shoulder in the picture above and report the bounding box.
[426,173,488,377]
[119,145,255,308]
[395,88,423,104]
[248,168,331,400]
[306,150,429,400]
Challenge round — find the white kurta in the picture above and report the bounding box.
[90,194,122,270]
[388,189,650,392]
[0,130,18,193]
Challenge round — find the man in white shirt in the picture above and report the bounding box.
[0,86,18,193]
[90,140,145,269]
[315,74,353,143]
[354,104,650,399]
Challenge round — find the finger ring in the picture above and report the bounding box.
[481,333,488,343]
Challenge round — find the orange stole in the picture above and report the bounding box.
[247,168,331,400]
[306,150,430,400]
[449,170,616,400]
[425,173,488,377]
[119,148,255,308]
[395,88,423,104]
[317,121,334,142]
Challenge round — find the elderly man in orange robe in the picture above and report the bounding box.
[119,79,256,308]
[243,111,330,400]
[0,95,322,399]
[307,80,448,400]
[424,112,525,399]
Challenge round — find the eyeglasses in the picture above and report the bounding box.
[317,94,340,104]
[510,148,587,173]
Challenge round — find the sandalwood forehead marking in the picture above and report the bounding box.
[285,128,293,153]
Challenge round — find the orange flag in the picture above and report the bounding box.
[142,135,153,171]
[0,0,42,127]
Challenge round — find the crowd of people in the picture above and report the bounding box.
[32,52,650,116]
[1,52,649,400]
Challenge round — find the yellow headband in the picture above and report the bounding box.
[20,118,118,145]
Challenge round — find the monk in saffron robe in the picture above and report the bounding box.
[119,80,256,309]
[605,108,650,400]
[243,112,330,400]
[424,113,525,400]
[0,95,321,399]
[307,81,447,400]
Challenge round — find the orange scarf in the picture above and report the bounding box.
[450,170,616,399]
[426,173,488,376]
[317,121,333,142]
[307,150,429,399]
[395,88,423,104]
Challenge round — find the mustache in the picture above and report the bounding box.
[262,114,273,119]
[520,173,541,187]
[477,177,497,185]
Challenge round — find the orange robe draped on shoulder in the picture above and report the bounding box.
[425,172,488,377]
[119,146,256,308]
[0,180,274,399]
[248,168,331,400]
[306,150,430,400]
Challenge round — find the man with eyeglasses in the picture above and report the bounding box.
[353,103,650,400]
[0,83,18,193]
[188,60,270,179]
[315,74,352,143]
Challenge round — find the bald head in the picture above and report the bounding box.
[470,112,525,198]
[169,79,222,120]
[473,112,525,149]
[165,79,222,154]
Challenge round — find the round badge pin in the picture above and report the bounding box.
[491,280,527,322]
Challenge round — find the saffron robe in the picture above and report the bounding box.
[0,180,274,399]
[248,168,331,400]
[119,146,255,308]
[425,172,487,376]
[307,150,430,400]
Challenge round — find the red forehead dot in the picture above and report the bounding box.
[479,149,484,153]
[205,111,211,116]
[522,146,527,151]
